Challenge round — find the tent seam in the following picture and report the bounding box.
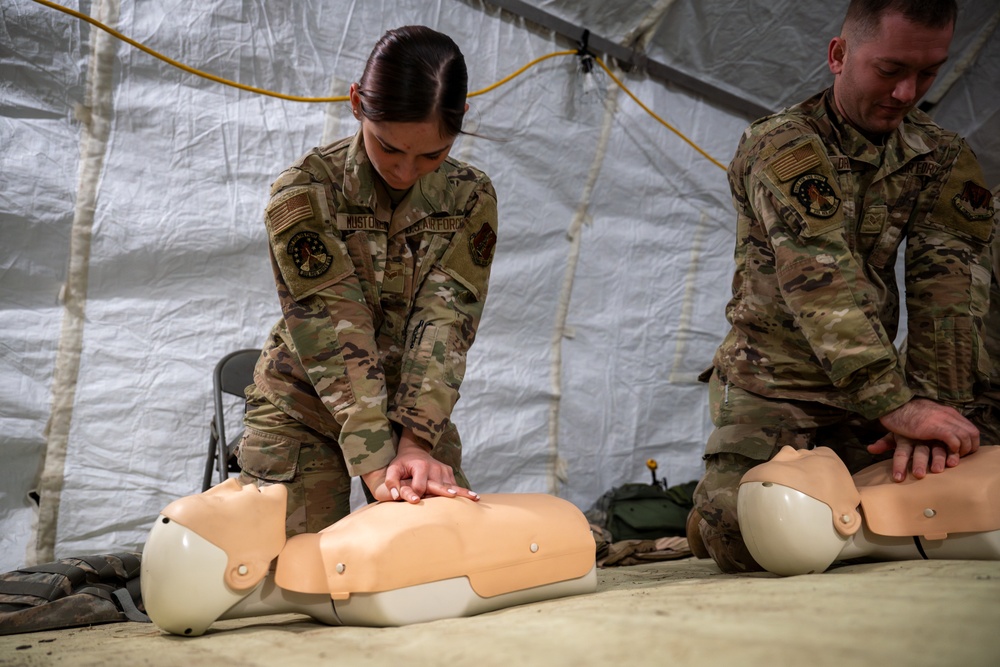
[547,76,621,496]
[34,0,120,565]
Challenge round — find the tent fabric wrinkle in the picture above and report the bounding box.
[1,0,996,571]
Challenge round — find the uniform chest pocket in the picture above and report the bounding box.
[865,173,927,270]
[410,233,453,298]
[343,231,384,327]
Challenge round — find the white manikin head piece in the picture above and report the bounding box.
[140,480,288,636]
[738,446,862,576]
[738,481,852,575]
[141,515,249,635]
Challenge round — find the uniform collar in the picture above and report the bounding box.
[343,129,460,233]
[821,88,936,171]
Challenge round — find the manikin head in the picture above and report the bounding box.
[141,480,287,636]
[349,25,470,191]
[828,0,957,138]
[738,447,863,576]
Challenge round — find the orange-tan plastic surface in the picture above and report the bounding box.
[274,493,596,601]
[277,533,328,592]
[854,446,1000,540]
[161,479,287,591]
[740,446,863,537]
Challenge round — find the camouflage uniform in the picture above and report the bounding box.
[238,131,498,535]
[693,89,996,572]
[970,233,1000,446]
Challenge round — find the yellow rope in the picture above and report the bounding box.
[593,57,727,170]
[31,0,726,170]
[467,50,577,96]
[31,0,349,102]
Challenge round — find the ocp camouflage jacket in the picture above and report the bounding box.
[715,88,995,420]
[254,131,498,475]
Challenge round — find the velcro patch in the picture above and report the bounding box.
[771,143,822,182]
[267,188,316,235]
[791,174,841,218]
[860,205,887,234]
[409,216,466,234]
[469,222,497,267]
[952,181,995,221]
[286,231,334,278]
[336,213,389,233]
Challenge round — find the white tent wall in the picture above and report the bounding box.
[2,2,87,570]
[1,0,997,573]
[641,0,1000,184]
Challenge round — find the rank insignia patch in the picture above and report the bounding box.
[287,231,333,278]
[860,205,887,234]
[469,222,497,267]
[952,180,995,221]
[791,174,841,218]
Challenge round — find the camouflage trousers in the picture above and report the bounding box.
[692,370,891,573]
[968,390,1000,447]
[237,383,469,537]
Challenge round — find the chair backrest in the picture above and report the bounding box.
[203,348,261,491]
[215,349,260,397]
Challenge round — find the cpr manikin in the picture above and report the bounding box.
[140,480,597,635]
[737,445,1000,576]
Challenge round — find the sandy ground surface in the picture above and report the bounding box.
[2,557,999,667]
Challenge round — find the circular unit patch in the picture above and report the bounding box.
[791,174,840,218]
[287,231,333,278]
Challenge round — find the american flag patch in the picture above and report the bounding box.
[771,143,822,182]
[267,190,315,234]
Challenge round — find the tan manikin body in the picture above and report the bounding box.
[140,480,598,636]
[738,446,1000,575]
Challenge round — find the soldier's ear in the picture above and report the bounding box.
[828,37,847,75]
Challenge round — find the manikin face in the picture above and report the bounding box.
[350,83,456,191]
[828,11,953,138]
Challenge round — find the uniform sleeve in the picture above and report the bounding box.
[263,169,396,476]
[902,141,995,406]
[746,129,912,420]
[387,180,499,446]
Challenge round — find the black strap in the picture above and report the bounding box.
[112,587,150,623]
[912,536,929,560]
[124,577,143,604]
[0,580,66,602]
[77,585,115,603]
[20,563,88,588]
[76,556,117,580]
[114,553,142,579]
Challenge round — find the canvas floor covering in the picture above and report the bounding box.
[2,557,998,667]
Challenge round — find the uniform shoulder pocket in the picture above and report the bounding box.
[923,146,995,244]
[757,135,844,238]
[265,184,352,301]
[440,186,498,300]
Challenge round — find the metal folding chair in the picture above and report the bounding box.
[201,348,260,492]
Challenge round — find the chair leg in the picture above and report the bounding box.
[202,421,219,492]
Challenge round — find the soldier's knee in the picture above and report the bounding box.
[694,452,767,573]
[698,518,764,573]
[694,452,757,527]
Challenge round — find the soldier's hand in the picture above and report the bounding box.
[878,398,979,466]
[363,429,479,504]
[867,432,952,482]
